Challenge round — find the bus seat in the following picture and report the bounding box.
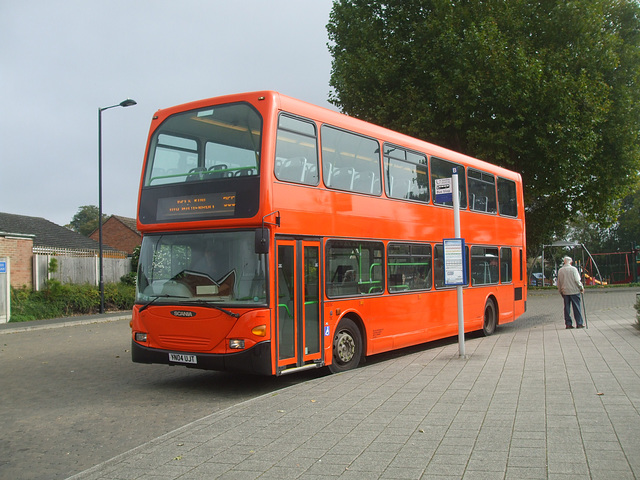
[275,157,284,176]
[472,194,488,212]
[353,171,374,193]
[302,164,318,184]
[160,280,191,297]
[399,179,412,199]
[331,167,355,190]
[332,264,354,283]
[186,167,206,181]
[277,157,307,183]
[208,164,229,179]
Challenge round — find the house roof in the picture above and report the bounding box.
[88,215,140,239]
[0,212,109,251]
[109,215,140,234]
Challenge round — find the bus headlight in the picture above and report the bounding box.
[135,332,148,342]
[229,339,245,349]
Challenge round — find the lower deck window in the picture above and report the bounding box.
[326,240,384,297]
[470,246,500,285]
[501,247,512,283]
[388,243,432,292]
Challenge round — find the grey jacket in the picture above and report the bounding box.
[557,264,584,296]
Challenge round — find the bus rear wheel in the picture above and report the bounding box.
[329,318,362,373]
[482,299,497,336]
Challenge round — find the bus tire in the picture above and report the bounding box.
[328,318,362,373]
[482,298,497,336]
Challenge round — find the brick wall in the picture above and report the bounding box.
[89,218,141,254]
[0,236,34,289]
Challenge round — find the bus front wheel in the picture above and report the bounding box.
[482,299,497,336]
[329,318,362,373]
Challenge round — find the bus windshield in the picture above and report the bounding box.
[136,231,267,306]
[144,103,262,186]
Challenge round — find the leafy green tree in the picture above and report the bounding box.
[566,186,640,253]
[611,188,640,250]
[69,205,107,237]
[327,0,640,250]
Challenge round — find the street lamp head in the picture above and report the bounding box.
[119,98,137,108]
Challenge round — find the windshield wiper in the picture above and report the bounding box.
[138,294,188,313]
[185,299,240,318]
[138,296,240,319]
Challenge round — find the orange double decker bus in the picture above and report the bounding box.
[131,91,526,376]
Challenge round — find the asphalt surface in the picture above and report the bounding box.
[2,288,639,479]
[0,313,326,480]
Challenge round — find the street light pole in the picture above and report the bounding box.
[98,98,137,314]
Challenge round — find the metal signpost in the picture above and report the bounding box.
[438,169,467,357]
[0,258,9,323]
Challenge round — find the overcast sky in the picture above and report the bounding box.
[0,0,335,227]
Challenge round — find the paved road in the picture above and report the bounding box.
[0,318,326,480]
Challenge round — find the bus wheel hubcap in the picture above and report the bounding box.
[335,331,355,363]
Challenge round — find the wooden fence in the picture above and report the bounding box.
[33,248,132,291]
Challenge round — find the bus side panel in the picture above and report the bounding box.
[326,291,466,357]
[495,284,516,325]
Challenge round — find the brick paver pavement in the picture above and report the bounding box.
[69,288,640,480]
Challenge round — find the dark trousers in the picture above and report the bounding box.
[562,294,583,327]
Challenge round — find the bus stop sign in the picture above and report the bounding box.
[435,177,452,203]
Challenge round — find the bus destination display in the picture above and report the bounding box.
[157,192,236,221]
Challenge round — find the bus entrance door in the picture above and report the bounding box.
[276,239,322,373]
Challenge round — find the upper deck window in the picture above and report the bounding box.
[431,157,467,208]
[144,103,262,186]
[275,115,319,185]
[321,126,382,195]
[497,177,518,217]
[468,169,497,214]
[383,144,429,202]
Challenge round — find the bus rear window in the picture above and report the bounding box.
[144,103,262,186]
[497,177,518,217]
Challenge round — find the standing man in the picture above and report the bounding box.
[557,256,584,329]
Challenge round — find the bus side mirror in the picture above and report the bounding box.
[255,228,269,254]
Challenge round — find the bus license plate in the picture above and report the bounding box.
[169,353,197,364]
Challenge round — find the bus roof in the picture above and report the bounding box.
[151,90,522,182]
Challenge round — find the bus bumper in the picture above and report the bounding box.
[131,340,273,376]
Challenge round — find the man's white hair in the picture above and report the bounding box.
[563,256,572,264]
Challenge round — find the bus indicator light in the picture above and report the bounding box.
[252,325,267,337]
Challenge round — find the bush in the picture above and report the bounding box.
[104,282,136,310]
[635,294,640,330]
[9,282,135,323]
[10,286,64,322]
